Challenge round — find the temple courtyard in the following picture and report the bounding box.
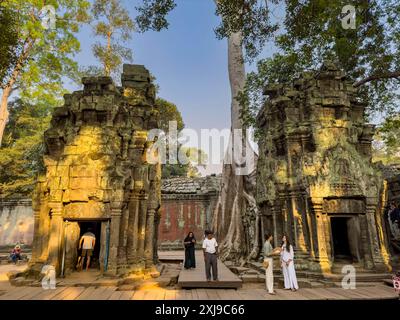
[0,251,397,301]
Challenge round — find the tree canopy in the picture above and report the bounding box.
[0,0,90,144]
[239,0,400,129]
[0,99,52,197]
[0,5,20,88]
[89,0,134,79]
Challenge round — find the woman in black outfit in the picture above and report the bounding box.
[184,231,196,269]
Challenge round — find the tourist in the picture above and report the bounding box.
[202,230,218,282]
[76,228,96,271]
[389,202,400,240]
[281,234,299,292]
[263,233,281,295]
[10,244,22,264]
[184,231,196,269]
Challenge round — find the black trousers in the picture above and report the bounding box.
[205,253,218,280]
[184,246,196,269]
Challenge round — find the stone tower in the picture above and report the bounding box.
[256,62,391,274]
[28,65,161,277]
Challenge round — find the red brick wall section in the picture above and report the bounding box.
[159,199,209,245]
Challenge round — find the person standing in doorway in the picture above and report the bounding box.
[281,234,299,291]
[263,233,281,295]
[184,231,196,269]
[202,230,218,282]
[76,228,96,271]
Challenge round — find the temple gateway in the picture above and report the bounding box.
[27,65,161,277]
[256,62,391,274]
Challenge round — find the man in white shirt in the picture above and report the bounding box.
[202,230,218,281]
[76,228,96,271]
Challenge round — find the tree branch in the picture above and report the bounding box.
[353,71,400,87]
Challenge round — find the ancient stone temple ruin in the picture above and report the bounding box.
[256,61,391,274]
[28,64,161,277]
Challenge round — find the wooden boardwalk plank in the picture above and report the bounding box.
[61,287,86,300]
[131,290,146,300]
[31,287,68,300]
[119,291,134,300]
[0,287,38,300]
[164,289,177,300]
[96,287,117,300]
[178,251,242,289]
[76,287,97,300]
[108,291,123,300]
[196,288,209,300]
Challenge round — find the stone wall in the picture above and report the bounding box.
[0,198,33,247]
[256,61,391,274]
[28,64,161,277]
[0,175,221,252]
[159,175,221,250]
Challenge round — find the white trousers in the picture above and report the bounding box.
[264,258,274,293]
[282,261,298,290]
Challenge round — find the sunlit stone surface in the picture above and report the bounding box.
[256,61,391,274]
[28,65,161,277]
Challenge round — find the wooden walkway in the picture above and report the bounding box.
[177,252,242,289]
[0,284,397,300]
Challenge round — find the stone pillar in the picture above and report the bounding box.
[30,195,42,265]
[289,191,307,252]
[144,208,156,268]
[107,204,122,275]
[47,203,64,272]
[312,201,330,273]
[359,213,374,269]
[365,201,389,271]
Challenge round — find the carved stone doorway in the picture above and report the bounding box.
[331,217,352,262]
[62,219,110,275]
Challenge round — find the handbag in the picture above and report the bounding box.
[262,259,269,269]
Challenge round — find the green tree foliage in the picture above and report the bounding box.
[0,5,20,88]
[0,0,90,145]
[155,98,207,178]
[373,115,400,165]
[239,0,400,128]
[0,99,53,197]
[135,0,176,32]
[156,97,184,132]
[90,0,134,79]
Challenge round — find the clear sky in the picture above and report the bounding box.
[68,0,281,175]
[72,0,232,132]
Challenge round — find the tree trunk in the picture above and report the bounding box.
[212,32,260,264]
[0,85,12,146]
[0,38,34,145]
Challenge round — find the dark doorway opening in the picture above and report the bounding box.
[331,217,352,262]
[78,221,101,269]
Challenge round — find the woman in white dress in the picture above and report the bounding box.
[281,234,299,291]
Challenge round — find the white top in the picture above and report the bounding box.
[280,244,294,263]
[81,232,96,249]
[202,238,218,254]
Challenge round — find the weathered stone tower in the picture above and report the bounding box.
[29,64,161,277]
[256,61,391,274]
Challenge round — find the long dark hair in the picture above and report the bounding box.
[282,234,292,252]
[185,231,195,242]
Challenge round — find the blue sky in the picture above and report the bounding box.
[67,0,281,174]
[71,0,231,132]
